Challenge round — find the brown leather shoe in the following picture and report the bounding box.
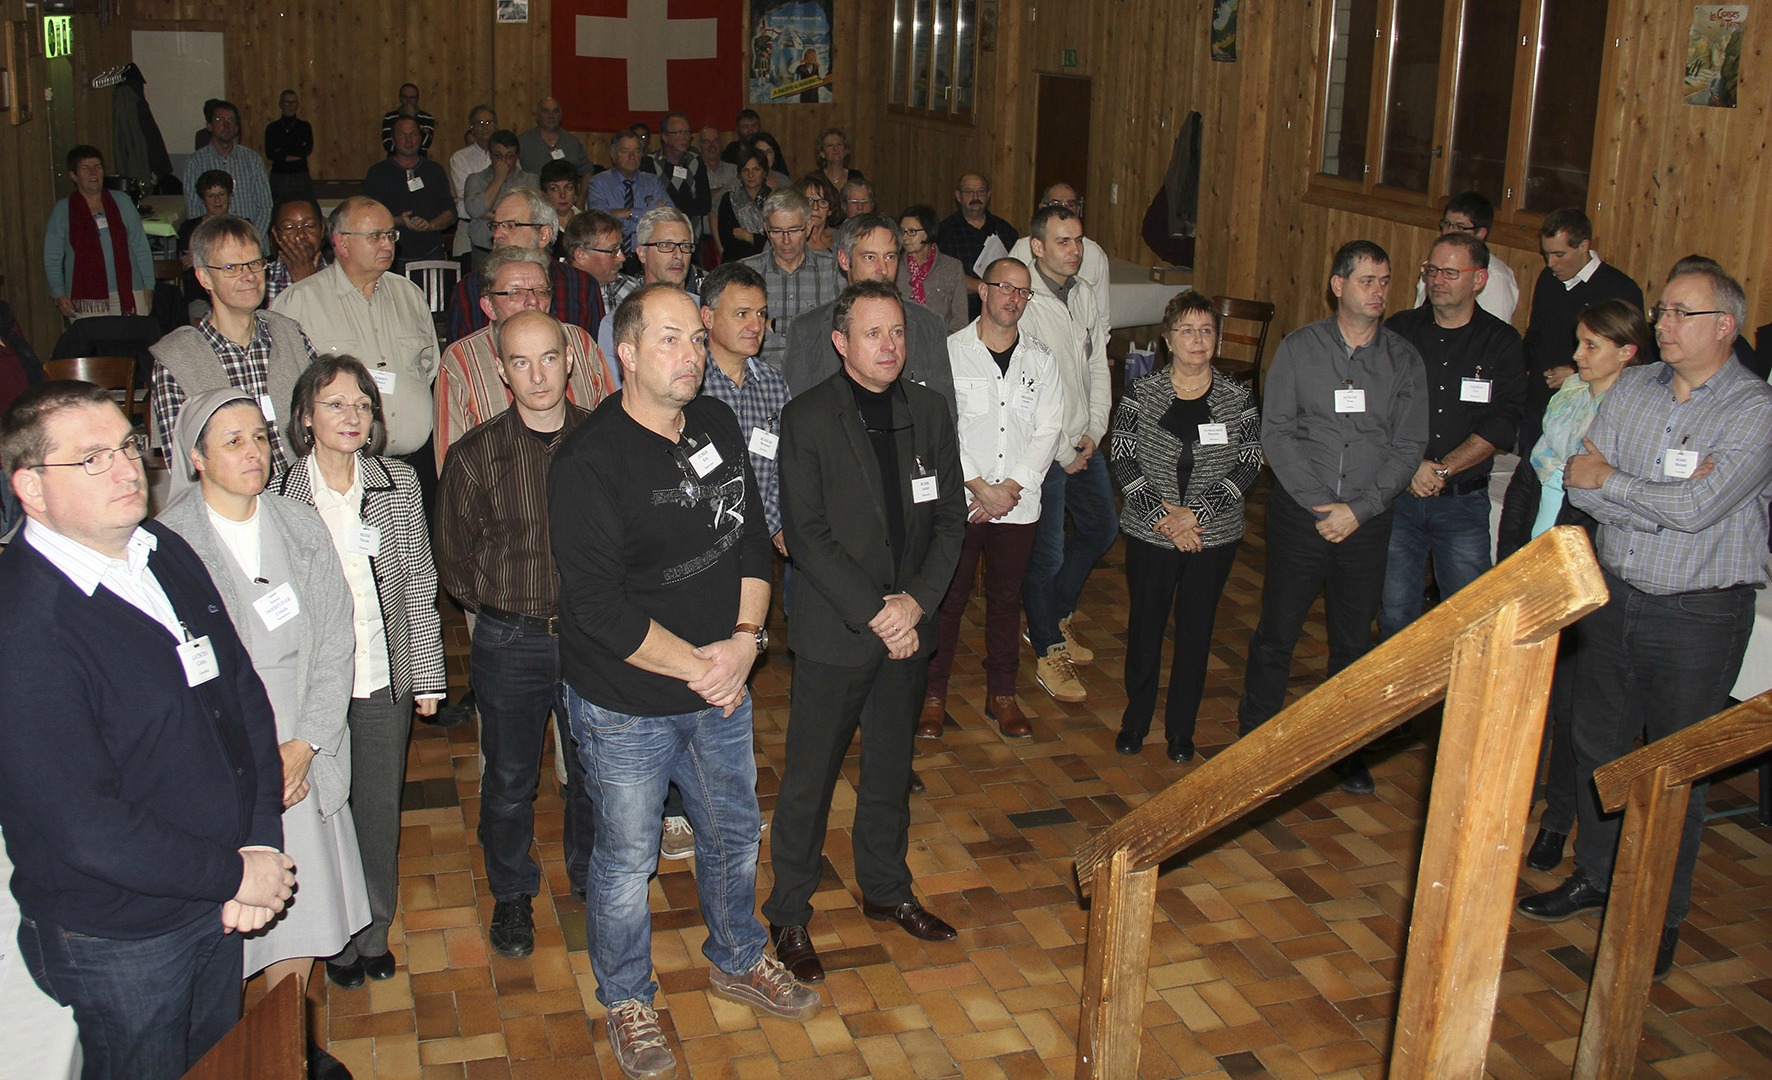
[769,922,825,983]
[986,695,1032,738]
[861,898,957,941]
[916,696,946,738]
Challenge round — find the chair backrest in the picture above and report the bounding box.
[1211,295,1275,369]
[403,260,460,316]
[42,356,140,423]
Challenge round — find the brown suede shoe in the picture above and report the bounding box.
[986,695,1032,738]
[916,696,947,738]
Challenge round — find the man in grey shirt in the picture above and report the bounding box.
[1516,260,1772,978]
[1236,240,1427,794]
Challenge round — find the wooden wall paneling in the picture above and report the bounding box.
[493,0,548,143]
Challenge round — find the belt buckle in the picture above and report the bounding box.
[546,615,559,636]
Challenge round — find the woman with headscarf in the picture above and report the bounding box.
[270,356,446,990]
[156,387,367,1068]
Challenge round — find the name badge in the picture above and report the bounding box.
[689,441,723,477]
[370,369,397,394]
[550,148,565,160]
[1012,388,1038,419]
[912,475,940,503]
[1460,378,1493,404]
[253,581,301,631]
[1663,448,1699,479]
[672,165,688,181]
[348,524,382,557]
[258,394,277,422]
[177,635,220,686]
[406,175,425,192]
[1334,388,1366,413]
[1198,423,1229,445]
[748,427,779,460]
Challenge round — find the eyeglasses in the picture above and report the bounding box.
[844,198,871,207]
[640,241,697,254]
[1168,326,1217,339]
[276,220,319,233]
[982,281,1033,300]
[1419,263,1479,281]
[202,257,269,278]
[901,226,926,236]
[1042,197,1086,212]
[1438,218,1479,233]
[1650,305,1726,324]
[805,197,830,209]
[576,244,622,258]
[471,117,497,127]
[316,400,375,417]
[36,433,146,476]
[764,226,807,239]
[487,286,555,301]
[491,220,543,233]
[338,228,401,244]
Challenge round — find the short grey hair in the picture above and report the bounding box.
[1668,262,1749,332]
[494,185,559,237]
[478,245,550,293]
[190,215,264,272]
[761,187,810,222]
[636,205,693,247]
[834,213,901,262]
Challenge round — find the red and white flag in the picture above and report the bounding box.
[553,0,744,131]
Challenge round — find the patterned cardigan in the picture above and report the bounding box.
[1109,368,1263,550]
[271,452,447,701]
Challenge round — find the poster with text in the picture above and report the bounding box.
[750,0,834,105]
[1685,4,1745,108]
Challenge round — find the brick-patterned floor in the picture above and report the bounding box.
[280,481,1772,1079]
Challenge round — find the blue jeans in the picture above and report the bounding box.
[1024,453,1120,653]
[1569,571,1753,926]
[1377,488,1493,639]
[561,683,765,1007]
[18,910,241,1080]
[472,612,594,902]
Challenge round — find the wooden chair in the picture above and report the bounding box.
[403,259,459,339]
[1210,294,1276,401]
[43,356,140,424]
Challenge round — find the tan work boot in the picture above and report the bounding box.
[1058,616,1095,664]
[1035,645,1087,702]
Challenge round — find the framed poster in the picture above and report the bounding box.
[750,0,834,104]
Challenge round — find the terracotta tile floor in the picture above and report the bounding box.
[282,481,1772,1078]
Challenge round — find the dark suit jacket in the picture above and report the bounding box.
[780,373,965,667]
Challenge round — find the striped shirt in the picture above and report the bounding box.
[1110,370,1263,549]
[433,321,613,471]
[1568,359,1772,595]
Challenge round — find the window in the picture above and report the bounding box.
[1314,0,1608,220]
[889,0,978,122]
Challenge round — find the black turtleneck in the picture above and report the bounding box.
[843,369,906,561]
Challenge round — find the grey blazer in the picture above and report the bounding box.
[157,491,357,817]
[897,251,969,335]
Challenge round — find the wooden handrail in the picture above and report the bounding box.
[1592,691,1772,811]
[1074,525,1606,894]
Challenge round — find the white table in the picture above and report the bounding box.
[1106,257,1187,330]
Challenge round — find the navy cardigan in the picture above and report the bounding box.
[0,519,283,938]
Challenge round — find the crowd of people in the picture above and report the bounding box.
[11,88,1772,1080]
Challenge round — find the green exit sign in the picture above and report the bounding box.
[1060,48,1078,68]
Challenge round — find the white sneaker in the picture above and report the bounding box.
[659,816,694,860]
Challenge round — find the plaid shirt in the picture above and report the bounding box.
[701,352,791,537]
[448,261,604,343]
[149,314,315,476]
[1569,359,1772,595]
[741,249,840,371]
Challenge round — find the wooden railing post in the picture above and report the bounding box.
[1572,766,1689,1080]
[1390,604,1558,1079]
[1076,847,1158,1079]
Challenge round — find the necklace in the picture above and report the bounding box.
[1171,372,1212,395]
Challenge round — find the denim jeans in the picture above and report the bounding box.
[18,910,241,1080]
[1024,453,1120,654]
[1569,570,1753,926]
[561,682,765,1007]
[1377,488,1494,639]
[472,612,594,902]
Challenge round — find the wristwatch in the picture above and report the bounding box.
[735,621,769,653]
[1432,462,1451,480]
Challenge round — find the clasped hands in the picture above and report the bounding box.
[689,634,759,717]
[967,479,1021,523]
[225,846,296,934]
[1154,501,1202,552]
[869,593,923,660]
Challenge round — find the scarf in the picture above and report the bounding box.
[1529,376,1603,484]
[733,185,769,234]
[65,189,137,314]
[907,244,937,305]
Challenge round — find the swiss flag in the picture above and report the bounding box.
[553,0,744,131]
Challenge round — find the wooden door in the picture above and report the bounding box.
[1032,73,1091,208]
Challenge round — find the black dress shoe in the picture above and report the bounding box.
[1114,730,1142,755]
[360,951,396,981]
[427,689,475,729]
[1166,736,1195,763]
[309,1040,354,1079]
[909,770,926,795]
[1654,925,1680,980]
[769,922,825,983]
[861,899,957,941]
[490,896,536,958]
[1517,876,1609,923]
[1525,827,1568,872]
[1335,754,1375,795]
[324,957,365,990]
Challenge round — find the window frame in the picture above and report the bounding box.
[1307,0,1609,237]
[888,0,980,125]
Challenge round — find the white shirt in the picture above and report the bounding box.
[25,520,182,640]
[306,455,391,697]
[1564,251,1604,291]
[1413,254,1520,323]
[947,321,1066,524]
[1009,233,1111,343]
[449,143,492,257]
[207,499,263,583]
[1018,263,1110,467]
